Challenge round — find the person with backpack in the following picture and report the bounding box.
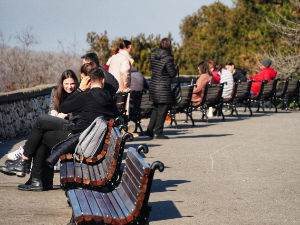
[0,67,120,191]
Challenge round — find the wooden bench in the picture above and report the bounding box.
[60,126,134,192]
[250,79,267,113]
[233,81,253,116]
[129,90,153,135]
[168,85,195,128]
[66,147,164,225]
[193,83,225,122]
[282,79,300,109]
[276,78,290,110]
[222,82,238,117]
[256,78,280,113]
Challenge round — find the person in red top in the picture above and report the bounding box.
[208,61,220,84]
[247,59,277,95]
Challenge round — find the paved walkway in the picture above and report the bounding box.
[0,108,300,224]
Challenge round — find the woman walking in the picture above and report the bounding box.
[145,38,178,139]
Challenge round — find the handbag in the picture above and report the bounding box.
[172,70,182,104]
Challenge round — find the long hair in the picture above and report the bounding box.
[215,62,223,73]
[115,40,132,54]
[208,61,216,71]
[54,70,79,111]
[198,61,213,76]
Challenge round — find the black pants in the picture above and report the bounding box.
[147,103,169,136]
[23,115,73,179]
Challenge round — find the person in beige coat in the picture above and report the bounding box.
[107,40,134,92]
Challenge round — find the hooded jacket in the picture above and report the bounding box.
[60,87,120,133]
[250,67,277,94]
[149,48,178,104]
[233,68,247,82]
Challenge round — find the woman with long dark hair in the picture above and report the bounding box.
[145,38,178,139]
[191,61,213,106]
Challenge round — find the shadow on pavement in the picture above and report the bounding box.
[151,179,191,193]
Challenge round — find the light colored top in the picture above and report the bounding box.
[219,68,234,99]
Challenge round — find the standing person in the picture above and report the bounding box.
[191,61,213,105]
[224,61,247,82]
[81,52,119,97]
[247,59,277,95]
[107,40,133,92]
[145,38,178,139]
[208,61,220,84]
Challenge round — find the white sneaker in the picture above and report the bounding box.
[7,146,24,160]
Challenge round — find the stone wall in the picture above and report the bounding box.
[0,84,56,139]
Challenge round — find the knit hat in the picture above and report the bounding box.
[261,59,272,68]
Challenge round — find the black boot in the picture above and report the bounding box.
[5,159,31,174]
[0,157,27,177]
[18,178,43,192]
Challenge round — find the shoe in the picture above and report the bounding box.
[7,146,24,160]
[144,130,154,138]
[18,178,43,192]
[5,159,31,174]
[0,157,27,177]
[153,134,169,139]
[127,127,139,138]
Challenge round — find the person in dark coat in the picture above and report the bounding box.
[225,61,247,82]
[145,38,178,139]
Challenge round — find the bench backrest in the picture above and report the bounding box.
[261,78,279,99]
[286,79,300,97]
[129,90,144,118]
[174,85,193,110]
[140,91,153,118]
[235,81,252,102]
[114,91,129,115]
[276,79,289,98]
[202,83,224,107]
[251,80,266,99]
[115,147,151,217]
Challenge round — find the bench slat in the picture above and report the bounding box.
[68,190,84,223]
[122,167,146,200]
[60,161,67,184]
[66,162,75,183]
[82,164,90,185]
[112,190,133,223]
[93,165,102,186]
[101,193,122,224]
[116,186,136,215]
[74,162,82,183]
[92,191,113,224]
[88,165,97,186]
[75,189,93,222]
[127,149,151,176]
[83,189,103,222]
[107,192,127,224]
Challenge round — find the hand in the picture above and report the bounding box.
[57,113,68,119]
[246,74,251,80]
[50,110,58,116]
[79,76,91,91]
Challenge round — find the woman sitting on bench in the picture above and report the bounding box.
[191,61,213,106]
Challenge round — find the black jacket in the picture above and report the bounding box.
[233,68,247,82]
[149,48,178,104]
[60,87,120,133]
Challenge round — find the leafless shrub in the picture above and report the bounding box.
[0,28,82,92]
[265,0,300,78]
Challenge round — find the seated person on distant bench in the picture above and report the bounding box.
[0,67,120,192]
[224,61,247,82]
[129,66,149,107]
[191,61,213,106]
[247,59,277,95]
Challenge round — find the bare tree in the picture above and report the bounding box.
[266,0,300,79]
[0,28,82,92]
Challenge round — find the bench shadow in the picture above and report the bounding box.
[149,200,192,222]
[151,179,191,193]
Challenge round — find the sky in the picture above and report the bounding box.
[0,0,234,54]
